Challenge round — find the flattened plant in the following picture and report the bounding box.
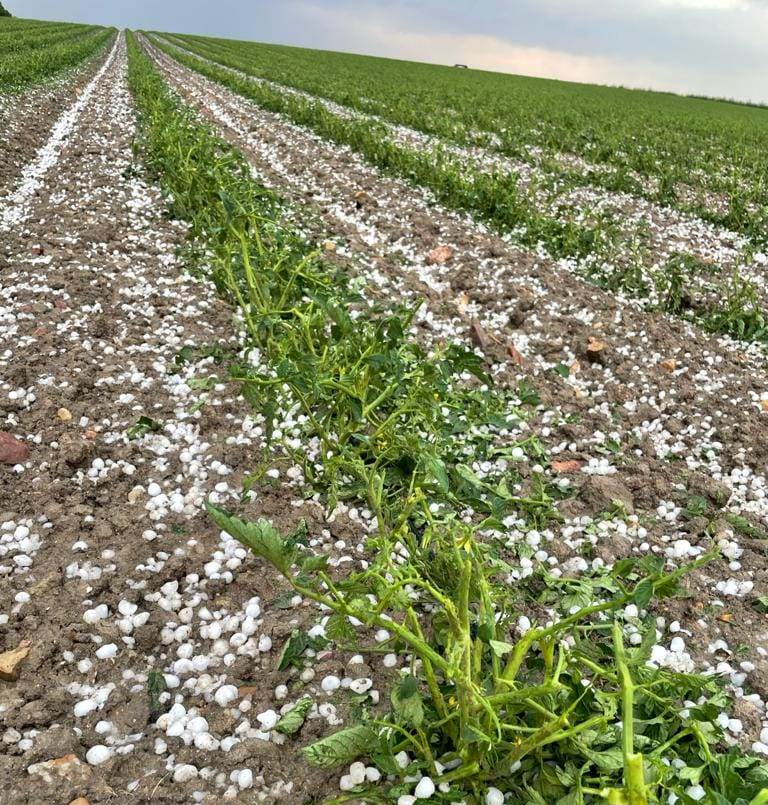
[207,504,768,803]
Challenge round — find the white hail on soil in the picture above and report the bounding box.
[1,32,388,803]
[2,26,767,801]
[0,57,103,188]
[0,36,121,234]
[0,33,291,800]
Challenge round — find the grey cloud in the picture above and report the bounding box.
[8,0,768,102]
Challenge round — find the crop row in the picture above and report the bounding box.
[148,34,768,350]
[0,20,80,40]
[129,30,768,804]
[0,17,63,34]
[0,19,114,92]
[0,22,99,58]
[165,32,768,246]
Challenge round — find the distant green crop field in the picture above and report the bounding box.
[168,32,768,243]
[0,17,114,92]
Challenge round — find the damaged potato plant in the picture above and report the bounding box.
[127,32,768,804]
[208,506,758,804]
[588,251,768,346]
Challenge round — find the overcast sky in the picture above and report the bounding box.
[11,0,768,103]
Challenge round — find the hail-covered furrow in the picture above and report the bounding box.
[0,32,356,802]
[0,46,113,196]
[0,36,120,233]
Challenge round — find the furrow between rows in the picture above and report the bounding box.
[0,32,340,802]
[0,34,120,233]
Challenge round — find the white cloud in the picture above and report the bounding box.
[640,0,748,8]
[535,0,762,20]
[661,0,768,7]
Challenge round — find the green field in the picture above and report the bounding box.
[164,32,768,243]
[150,31,768,348]
[0,17,113,91]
